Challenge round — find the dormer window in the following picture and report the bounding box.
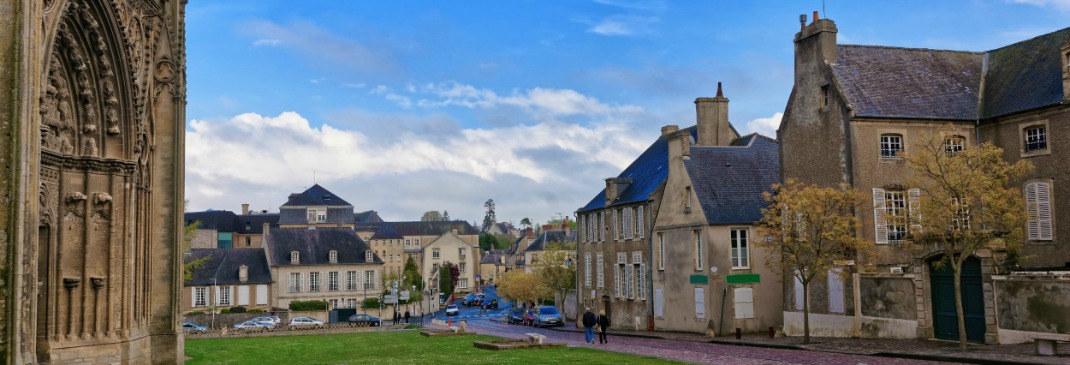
[290,251,300,264]
[239,265,248,283]
[329,250,338,264]
[307,208,327,223]
[365,250,373,262]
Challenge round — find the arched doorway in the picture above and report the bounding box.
[929,255,985,342]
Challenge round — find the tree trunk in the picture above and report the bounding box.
[953,263,968,352]
[802,281,811,344]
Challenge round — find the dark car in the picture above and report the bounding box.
[480,298,498,309]
[461,293,484,307]
[522,308,536,326]
[532,306,564,327]
[507,308,525,324]
[347,313,381,326]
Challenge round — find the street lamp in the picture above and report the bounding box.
[210,277,217,330]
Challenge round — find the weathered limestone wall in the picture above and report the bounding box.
[859,275,917,320]
[993,273,1070,343]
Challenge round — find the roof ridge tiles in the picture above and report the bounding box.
[838,43,984,55]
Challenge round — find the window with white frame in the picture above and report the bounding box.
[458,278,468,289]
[613,264,621,298]
[623,208,633,240]
[637,263,646,300]
[885,190,907,241]
[364,270,376,290]
[874,188,915,244]
[365,250,373,262]
[432,248,440,259]
[596,253,604,288]
[459,248,467,260]
[636,206,644,238]
[733,287,754,319]
[625,262,634,299]
[880,134,903,158]
[329,250,338,264]
[309,272,321,292]
[694,230,703,271]
[345,298,357,308]
[944,135,965,156]
[289,272,302,292]
[194,287,207,307]
[328,271,339,291]
[951,197,971,230]
[291,251,300,264]
[459,262,466,273]
[584,253,592,287]
[1024,126,1047,152]
[613,209,620,241]
[599,212,605,241]
[307,208,326,223]
[1025,181,1054,240]
[346,271,358,291]
[218,286,231,306]
[730,229,750,269]
[658,233,665,270]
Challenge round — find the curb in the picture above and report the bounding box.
[706,339,1056,365]
[707,338,802,351]
[542,325,666,340]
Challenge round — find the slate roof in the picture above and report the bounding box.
[831,27,1070,121]
[370,224,403,240]
[578,127,698,213]
[185,211,279,234]
[281,184,352,207]
[185,248,272,286]
[685,134,780,225]
[525,230,577,252]
[981,27,1070,118]
[480,249,507,265]
[354,210,384,223]
[265,227,382,266]
[384,221,479,236]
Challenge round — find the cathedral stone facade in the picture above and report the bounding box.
[0,0,187,363]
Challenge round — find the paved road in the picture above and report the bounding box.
[461,319,965,365]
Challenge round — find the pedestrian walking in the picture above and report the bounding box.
[404,310,411,324]
[597,309,610,344]
[581,307,597,345]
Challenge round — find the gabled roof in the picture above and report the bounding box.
[265,227,381,266]
[525,230,576,252]
[480,249,507,265]
[234,213,280,234]
[281,184,352,207]
[578,127,698,213]
[685,134,780,225]
[185,210,279,234]
[981,27,1070,118]
[384,221,479,236]
[831,26,1070,121]
[832,45,982,120]
[185,248,272,286]
[354,210,384,223]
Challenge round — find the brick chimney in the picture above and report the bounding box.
[242,203,249,215]
[695,82,734,146]
[795,11,838,77]
[563,217,570,236]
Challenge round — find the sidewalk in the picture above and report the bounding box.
[543,324,1070,365]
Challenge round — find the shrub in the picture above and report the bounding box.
[219,308,231,314]
[362,297,381,309]
[246,307,265,313]
[229,306,247,313]
[289,300,328,311]
[186,310,206,316]
[541,299,555,306]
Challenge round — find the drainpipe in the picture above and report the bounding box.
[718,287,727,336]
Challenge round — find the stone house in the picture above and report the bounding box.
[279,184,356,229]
[263,227,384,310]
[652,122,782,335]
[779,13,1070,343]
[420,231,481,294]
[480,249,509,284]
[185,208,278,249]
[521,225,576,274]
[182,249,273,313]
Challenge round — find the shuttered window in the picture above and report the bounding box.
[584,253,592,287]
[793,274,804,311]
[596,253,605,288]
[654,288,664,318]
[828,268,845,314]
[873,188,887,244]
[613,210,619,241]
[613,265,621,298]
[695,288,705,319]
[734,287,754,319]
[1026,181,1054,240]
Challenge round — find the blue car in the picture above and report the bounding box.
[532,306,563,327]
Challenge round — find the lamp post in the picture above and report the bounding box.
[210,277,217,330]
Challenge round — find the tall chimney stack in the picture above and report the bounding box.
[694,82,732,147]
[242,203,250,215]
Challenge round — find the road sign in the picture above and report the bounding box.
[384,294,398,304]
[399,290,410,300]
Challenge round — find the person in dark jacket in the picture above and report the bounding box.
[597,309,610,344]
[404,310,411,324]
[581,307,597,345]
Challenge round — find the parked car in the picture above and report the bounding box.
[182,321,207,333]
[251,316,282,325]
[480,298,499,309]
[507,308,525,324]
[233,319,274,331]
[532,306,564,327]
[348,313,381,326]
[445,304,460,316]
[522,308,535,326]
[289,316,324,327]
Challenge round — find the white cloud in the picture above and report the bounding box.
[239,20,398,75]
[186,111,652,222]
[588,15,659,36]
[371,81,644,119]
[252,38,281,46]
[744,112,782,138]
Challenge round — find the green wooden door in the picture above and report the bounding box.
[929,256,985,342]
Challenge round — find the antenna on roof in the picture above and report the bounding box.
[313,170,317,184]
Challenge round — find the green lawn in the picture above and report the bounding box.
[185,330,683,365]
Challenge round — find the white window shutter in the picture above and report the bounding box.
[827,269,845,314]
[614,265,621,298]
[908,188,922,233]
[873,188,888,244]
[654,288,663,317]
[584,253,592,287]
[1026,183,1040,240]
[191,288,197,307]
[638,263,646,300]
[695,288,705,319]
[794,274,804,311]
[637,206,645,238]
[612,210,619,241]
[1038,182,1053,240]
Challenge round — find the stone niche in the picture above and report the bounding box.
[0,0,187,364]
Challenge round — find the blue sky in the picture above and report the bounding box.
[184,0,1070,225]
